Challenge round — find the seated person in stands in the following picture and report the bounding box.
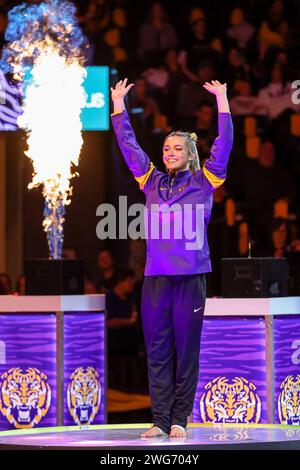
[96,249,115,293]
[106,268,139,390]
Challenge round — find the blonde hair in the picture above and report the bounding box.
[164,131,200,173]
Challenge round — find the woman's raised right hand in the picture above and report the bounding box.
[110,78,134,102]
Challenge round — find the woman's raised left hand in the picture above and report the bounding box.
[203,80,227,96]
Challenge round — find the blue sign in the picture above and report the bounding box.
[0,66,110,132]
[81,66,109,131]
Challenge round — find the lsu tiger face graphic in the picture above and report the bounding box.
[278,375,300,425]
[0,367,51,428]
[67,366,101,425]
[200,376,261,424]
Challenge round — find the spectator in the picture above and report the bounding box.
[176,61,216,128]
[270,217,291,257]
[258,0,288,58]
[129,77,159,115]
[15,274,25,296]
[128,239,146,284]
[183,18,221,73]
[106,268,139,391]
[96,249,115,293]
[62,246,78,259]
[207,185,240,296]
[226,47,253,86]
[230,79,259,116]
[193,101,216,157]
[101,6,130,74]
[254,216,300,258]
[226,8,255,50]
[77,0,112,65]
[256,62,297,119]
[129,76,170,135]
[84,274,98,294]
[0,273,12,295]
[142,49,195,126]
[228,140,298,251]
[77,0,109,36]
[138,2,178,67]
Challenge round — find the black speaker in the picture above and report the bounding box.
[287,252,300,295]
[222,257,289,298]
[25,259,84,295]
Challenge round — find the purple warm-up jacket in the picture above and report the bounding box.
[111,110,233,276]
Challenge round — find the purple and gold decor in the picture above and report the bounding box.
[0,295,106,431]
[192,297,300,426]
[64,313,105,425]
[0,314,56,430]
[193,317,267,424]
[274,315,300,425]
[1,296,300,431]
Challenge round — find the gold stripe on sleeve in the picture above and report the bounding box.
[134,162,155,189]
[203,165,225,188]
[110,110,124,116]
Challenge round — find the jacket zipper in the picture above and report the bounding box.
[170,176,175,194]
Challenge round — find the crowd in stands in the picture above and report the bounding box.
[73,0,300,294]
[75,0,300,270]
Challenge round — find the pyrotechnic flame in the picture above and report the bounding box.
[0,1,89,258]
[19,51,86,202]
[20,50,86,258]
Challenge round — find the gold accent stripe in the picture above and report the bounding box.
[203,165,225,188]
[111,110,124,116]
[134,162,155,189]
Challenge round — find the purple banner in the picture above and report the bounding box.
[0,314,56,431]
[63,312,106,425]
[274,315,300,425]
[193,317,267,424]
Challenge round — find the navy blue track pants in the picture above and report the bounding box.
[141,274,206,433]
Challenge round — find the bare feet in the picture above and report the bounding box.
[140,426,168,438]
[169,425,187,437]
